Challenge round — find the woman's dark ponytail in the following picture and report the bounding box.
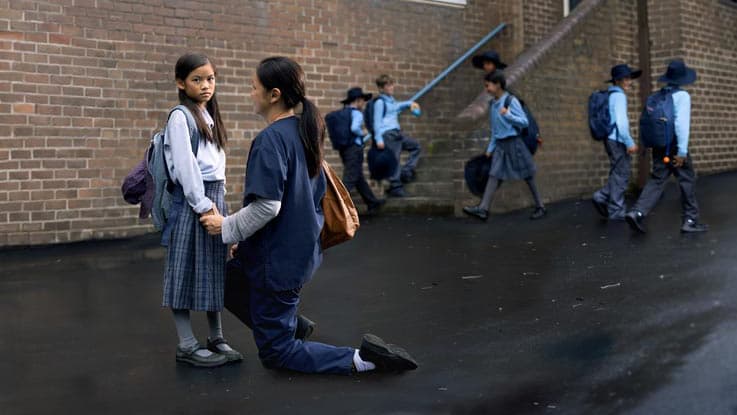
[257,57,323,177]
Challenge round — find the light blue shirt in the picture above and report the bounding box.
[607,86,636,149]
[373,94,412,144]
[349,108,366,146]
[666,86,691,157]
[486,92,528,154]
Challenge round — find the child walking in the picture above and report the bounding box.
[372,74,422,197]
[592,64,641,221]
[200,57,417,374]
[625,60,708,233]
[463,71,546,221]
[162,53,242,367]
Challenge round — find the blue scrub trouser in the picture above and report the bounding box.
[224,264,355,374]
[632,149,699,222]
[593,139,631,219]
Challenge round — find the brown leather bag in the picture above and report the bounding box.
[320,159,360,249]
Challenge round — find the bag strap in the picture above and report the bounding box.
[170,104,201,156]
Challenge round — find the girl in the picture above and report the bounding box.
[463,70,546,221]
[200,56,417,374]
[162,53,242,367]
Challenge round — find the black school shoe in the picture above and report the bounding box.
[207,338,243,363]
[366,199,386,215]
[176,344,228,368]
[386,186,408,198]
[530,207,547,220]
[296,314,316,340]
[681,219,709,233]
[359,333,418,372]
[592,198,609,218]
[625,210,646,233]
[463,205,489,221]
[400,170,417,184]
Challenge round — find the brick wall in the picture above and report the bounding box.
[0,0,509,246]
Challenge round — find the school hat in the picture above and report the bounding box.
[340,87,372,104]
[607,64,642,83]
[658,60,697,86]
[471,50,507,70]
[367,147,398,181]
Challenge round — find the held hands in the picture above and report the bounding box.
[199,203,224,235]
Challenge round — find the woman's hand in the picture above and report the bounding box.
[229,243,238,259]
[199,205,224,235]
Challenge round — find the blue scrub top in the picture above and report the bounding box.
[237,116,326,292]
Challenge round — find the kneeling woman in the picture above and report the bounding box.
[200,57,417,374]
[464,70,546,221]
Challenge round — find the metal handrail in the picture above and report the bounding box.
[409,23,507,103]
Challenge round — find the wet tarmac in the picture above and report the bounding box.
[2,172,737,415]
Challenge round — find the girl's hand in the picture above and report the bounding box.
[410,102,420,111]
[200,209,224,235]
[499,107,509,116]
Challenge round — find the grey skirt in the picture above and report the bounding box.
[489,137,536,181]
[162,181,228,312]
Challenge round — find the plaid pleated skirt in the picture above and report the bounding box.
[489,137,537,181]
[162,181,228,312]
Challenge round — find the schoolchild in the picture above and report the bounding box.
[471,50,507,74]
[330,87,385,214]
[200,57,417,374]
[625,60,708,233]
[162,53,242,367]
[592,64,641,220]
[372,74,422,197]
[463,70,546,221]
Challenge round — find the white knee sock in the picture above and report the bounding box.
[206,311,232,352]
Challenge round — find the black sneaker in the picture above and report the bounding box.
[176,344,228,368]
[530,207,547,220]
[295,314,316,340]
[206,338,243,363]
[359,333,418,372]
[462,205,488,221]
[386,186,408,198]
[681,219,708,233]
[625,210,646,233]
[592,198,608,218]
[400,170,416,184]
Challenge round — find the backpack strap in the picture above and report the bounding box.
[170,104,201,156]
[503,93,513,109]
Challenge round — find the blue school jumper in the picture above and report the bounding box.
[235,116,354,374]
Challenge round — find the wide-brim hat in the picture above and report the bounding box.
[472,50,507,70]
[658,59,697,86]
[607,64,642,83]
[367,147,398,181]
[464,154,491,197]
[340,87,373,104]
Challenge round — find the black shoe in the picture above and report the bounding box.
[359,333,418,372]
[462,205,488,221]
[400,170,416,184]
[625,210,646,233]
[295,314,316,340]
[592,198,608,218]
[681,219,708,233]
[367,199,386,214]
[386,186,407,198]
[530,207,547,220]
[206,338,243,363]
[176,344,228,368]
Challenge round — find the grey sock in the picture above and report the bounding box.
[525,177,544,208]
[207,311,232,352]
[172,309,199,351]
[479,178,501,211]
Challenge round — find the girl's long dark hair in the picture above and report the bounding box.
[257,56,324,177]
[175,53,228,149]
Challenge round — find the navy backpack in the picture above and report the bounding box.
[503,93,540,155]
[363,96,387,136]
[325,107,355,150]
[588,90,618,141]
[639,88,677,153]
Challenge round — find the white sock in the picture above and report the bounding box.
[353,349,376,372]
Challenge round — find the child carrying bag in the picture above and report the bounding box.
[320,160,360,249]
